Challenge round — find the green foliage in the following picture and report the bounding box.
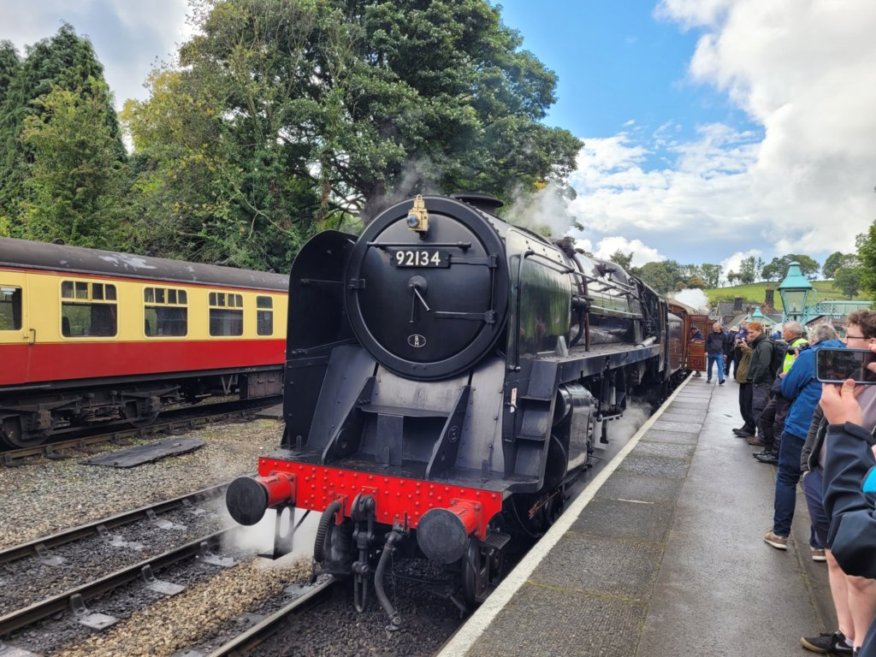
[632,260,682,295]
[700,263,722,289]
[834,265,863,299]
[124,0,579,271]
[0,25,127,242]
[822,251,856,279]
[19,84,128,247]
[608,250,633,271]
[761,253,820,281]
[704,280,867,308]
[856,221,876,302]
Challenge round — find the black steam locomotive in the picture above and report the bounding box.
[226,194,688,625]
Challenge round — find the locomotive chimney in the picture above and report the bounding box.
[451,193,503,215]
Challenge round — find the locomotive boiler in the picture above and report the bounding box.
[226,194,682,624]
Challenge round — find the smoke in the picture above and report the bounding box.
[502,182,579,239]
[608,401,651,443]
[221,505,321,560]
[670,288,710,313]
[362,158,444,223]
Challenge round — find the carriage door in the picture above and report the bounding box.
[0,271,31,386]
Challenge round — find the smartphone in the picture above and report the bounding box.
[816,348,876,384]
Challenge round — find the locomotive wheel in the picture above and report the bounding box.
[124,401,160,428]
[462,539,501,607]
[0,416,45,449]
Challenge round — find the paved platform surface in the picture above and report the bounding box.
[439,375,833,657]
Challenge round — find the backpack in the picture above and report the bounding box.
[768,338,789,378]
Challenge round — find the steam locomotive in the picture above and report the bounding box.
[226,194,694,625]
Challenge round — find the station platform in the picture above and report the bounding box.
[438,375,834,657]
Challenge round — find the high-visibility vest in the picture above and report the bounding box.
[783,337,808,373]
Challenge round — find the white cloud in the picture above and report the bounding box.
[569,0,876,263]
[0,0,193,109]
[590,236,666,268]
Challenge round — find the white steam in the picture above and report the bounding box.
[670,288,711,313]
[502,182,579,238]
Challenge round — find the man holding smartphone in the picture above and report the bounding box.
[819,337,876,657]
[800,312,876,656]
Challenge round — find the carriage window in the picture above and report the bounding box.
[209,291,243,336]
[256,296,273,336]
[61,280,117,337]
[144,286,188,337]
[0,287,22,331]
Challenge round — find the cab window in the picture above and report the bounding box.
[0,286,22,330]
[209,291,243,336]
[256,295,273,336]
[61,280,117,337]
[144,287,188,336]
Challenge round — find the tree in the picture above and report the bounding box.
[834,265,862,299]
[609,250,633,271]
[822,251,857,279]
[18,83,129,247]
[761,253,820,281]
[124,0,580,270]
[856,223,876,302]
[0,25,126,238]
[738,256,758,285]
[633,260,682,295]
[686,275,706,289]
[700,263,722,289]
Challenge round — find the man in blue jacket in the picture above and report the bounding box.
[820,369,876,657]
[763,324,842,550]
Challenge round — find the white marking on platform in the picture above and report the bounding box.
[617,498,654,505]
[436,374,694,657]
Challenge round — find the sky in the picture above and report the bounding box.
[1,0,875,277]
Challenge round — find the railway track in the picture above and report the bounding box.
[0,485,233,637]
[1,396,280,466]
[204,576,337,657]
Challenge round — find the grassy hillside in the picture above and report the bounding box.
[704,281,868,310]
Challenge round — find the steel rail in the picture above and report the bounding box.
[0,529,231,637]
[1,396,280,465]
[0,483,228,566]
[206,576,337,657]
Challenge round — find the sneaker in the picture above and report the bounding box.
[754,451,779,465]
[746,435,765,446]
[763,530,788,550]
[706,379,711,383]
[800,630,852,654]
[719,379,725,385]
[810,548,827,562]
[733,428,753,436]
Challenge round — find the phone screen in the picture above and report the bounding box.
[816,348,876,384]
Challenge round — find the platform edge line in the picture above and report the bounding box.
[436,373,695,657]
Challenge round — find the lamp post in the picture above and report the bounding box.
[778,262,814,323]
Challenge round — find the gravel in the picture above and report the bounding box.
[0,418,281,550]
[53,557,313,657]
[0,418,465,657]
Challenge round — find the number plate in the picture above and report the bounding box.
[388,248,450,268]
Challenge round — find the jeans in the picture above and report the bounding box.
[802,467,828,549]
[706,353,725,382]
[751,382,772,438]
[773,432,805,537]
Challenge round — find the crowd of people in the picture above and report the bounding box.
[708,311,876,656]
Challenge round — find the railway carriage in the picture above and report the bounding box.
[226,193,695,625]
[0,237,288,448]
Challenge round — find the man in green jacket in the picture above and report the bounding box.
[733,321,773,439]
